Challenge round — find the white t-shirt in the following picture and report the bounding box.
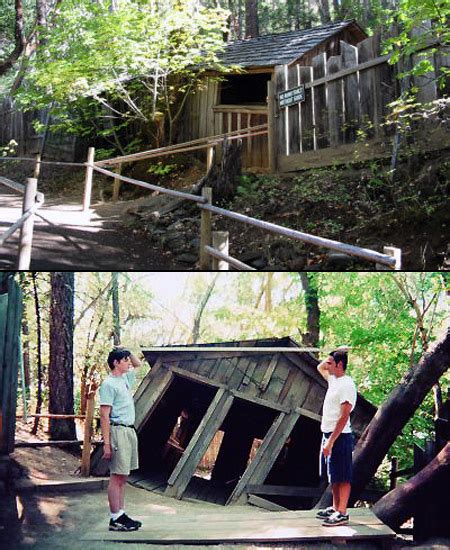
[321,374,357,433]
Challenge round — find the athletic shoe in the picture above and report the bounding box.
[315,506,336,519]
[109,513,139,531]
[322,511,349,526]
[123,514,142,529]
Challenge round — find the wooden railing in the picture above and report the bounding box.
[1,125,401,270]
[88,128,401,271]
[0,176,44,269]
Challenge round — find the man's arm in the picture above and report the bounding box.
[322,402,353,457]
[100,405,112,460]
[317,356,333,381]
[129,351,141,369]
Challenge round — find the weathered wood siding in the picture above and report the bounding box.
[276,27,449,172]
[0,273,22,456]
[139,348,374,436]
[0,98,82,161]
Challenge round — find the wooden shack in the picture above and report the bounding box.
[0,273,22,466]
[92,336,376,508]
[182,20,366,170]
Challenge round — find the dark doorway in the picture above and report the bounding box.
[220,73,272,105]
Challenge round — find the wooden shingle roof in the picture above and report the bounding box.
[220,20,365,68]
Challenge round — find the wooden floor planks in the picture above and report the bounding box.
[82,508,396,544]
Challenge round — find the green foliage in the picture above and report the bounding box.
[147,162,177,177]
[0,139,18,156]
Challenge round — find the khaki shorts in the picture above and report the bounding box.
[110,425,139,476]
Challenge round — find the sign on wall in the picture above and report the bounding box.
[278,85,305,108]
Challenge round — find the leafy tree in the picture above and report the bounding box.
[14,0,230,149]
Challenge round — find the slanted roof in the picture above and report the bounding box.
[219,20,365,69]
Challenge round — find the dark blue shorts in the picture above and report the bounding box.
[320,432,354,483]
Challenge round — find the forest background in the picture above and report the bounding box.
[16,271,449,489]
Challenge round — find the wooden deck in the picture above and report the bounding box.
[82,507,396,546]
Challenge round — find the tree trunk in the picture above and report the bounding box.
[0,0,26,77]
[111,272,120,346]
[48,272,76,441]
[190,274,220,344]
[316,327,450,508]
[245,0,259,38]
[299,273,320,349]
[372,442,450,531]
[315,0,331,24]
[31,272,44,436]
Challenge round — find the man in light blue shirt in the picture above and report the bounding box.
[99,347,142,532]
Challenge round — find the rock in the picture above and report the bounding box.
[251,256,268,269]
[178,253,198,264]
[287,257,307,270]
[166,221,185,232]
[239,251,265,264]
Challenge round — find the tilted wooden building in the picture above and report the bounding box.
[182,20,366,170]
[91,336,376,507]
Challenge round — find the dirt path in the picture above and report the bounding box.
[0,186,190,270]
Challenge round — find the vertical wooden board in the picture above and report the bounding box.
[275,65,287,159]
[240,359,257,389]
[301,383,326,415]
[134,366,173,431]
[228,357,252,390]
[299,67,314,151]
[434,48,450,97]
[326,55,344,147]
[259,354,280,394]
[2,277,21,454]
[219,356,238,385]
[267,78,277,172]
[411,22,438,104]
[246,355,272,398]
[265,361,291,404]
[378,58,397,136]
[341,41,360,144]
[166,389,234,499]
[288,65,300,155]
[197,358,217,379]
[358,36,378,138]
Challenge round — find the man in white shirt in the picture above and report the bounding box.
[316,347,357,526]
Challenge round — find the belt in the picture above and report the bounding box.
[110,421,135,428]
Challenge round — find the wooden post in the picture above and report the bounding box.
[112,162,122,202]
[17,177,38,270]
[212,231,229,270]
[267,80,277,173]
[81,384,97,477]
[33,153,41,180]
[199,187,213,270]
[206,146,214,174]
[377,246,402,270]
[82,147,95,212]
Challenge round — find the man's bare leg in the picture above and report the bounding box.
[337,482,351,514]
[108,474,127,514]
[331,483,340,511]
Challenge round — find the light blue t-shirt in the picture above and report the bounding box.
[99,370,136,426]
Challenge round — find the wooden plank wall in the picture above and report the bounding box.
[0,97,79,161]
[277,28,448,172]
[0,274,22,456]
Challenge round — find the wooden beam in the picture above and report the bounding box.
[134,366,173,432]
[142,346,326,353]
[165,388,234,499]
[259,354,280,393]
[248,494,288,511]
